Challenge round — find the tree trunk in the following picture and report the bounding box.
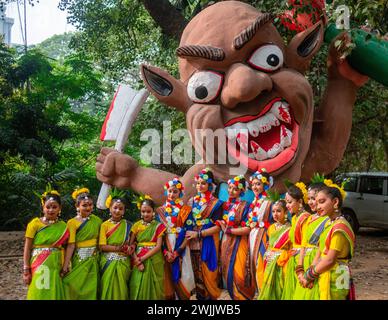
[141,0,188,40]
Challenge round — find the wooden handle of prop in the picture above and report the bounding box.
[97,183,111,210]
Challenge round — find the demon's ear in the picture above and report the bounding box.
[140,64,191,113]
[286,21,324,74]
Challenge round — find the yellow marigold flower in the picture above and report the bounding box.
[176,183,182,189]
[261,177,268,184]
[295,182,308,204]
[105,195,112,209]
[72,187,90,200]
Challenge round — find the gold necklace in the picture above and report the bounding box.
[141,219,151,226]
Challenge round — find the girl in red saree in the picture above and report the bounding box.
[129,197,166,300]
[61,188,102,300]
[23,188,69,300]
[300,184,356,300]
[185,168,223,300]
[218,175,255,300]
[247,168,274,293]
[156,178,195,300]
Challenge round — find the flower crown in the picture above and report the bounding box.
[72,187,90,200]
[195,168,213,183]
[195,167,215,191]
[164,177,184,197]
[249,168,274,190]
[105,188,127,209]
[134,194,153,210]
[38,183,60,207]
[323,179,347,201]
[295,181,309,204]
[228,175,249,190]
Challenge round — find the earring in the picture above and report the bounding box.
[334,206,339,214]
[76,208,80,213]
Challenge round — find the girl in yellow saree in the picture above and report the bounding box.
[247,169,274,293]
[294,179,328,300]
[281,182,310,300]
[184,168,223,300]
[156,178,195,300]
[23,189,69,300]
[99,189,133,300]
[62,188,102,300]
[258,200,291,300]
[130,197,166,300]
[301,184,356,300]
[218,175,255,300]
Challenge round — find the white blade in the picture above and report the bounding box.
[97,85,149,209]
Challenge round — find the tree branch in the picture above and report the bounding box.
[141,0,188,40]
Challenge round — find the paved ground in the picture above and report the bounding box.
[1,228,387,300]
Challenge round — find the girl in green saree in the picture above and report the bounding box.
[281,183,310,300]
[129,197,166,300]
[294,179,328,300]
[61,188,102,300]
[99,189,133,300]
[258,200,291,300]
[23,188,69,300]
[300,184,356,300]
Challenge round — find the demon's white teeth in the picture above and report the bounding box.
[270,101,291,124]
[250,141,267,160]
[237,132,249,152]
[256,114,273,133]
[280,125,292,147]
[246,121,260,137]
[226,123,247,140]
[267,143,284,158]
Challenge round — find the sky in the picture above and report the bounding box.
[5,0,75,45]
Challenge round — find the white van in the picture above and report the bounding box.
[336,172,388,233]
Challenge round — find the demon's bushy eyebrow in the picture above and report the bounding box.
[233,13,275,50]
[176,45,225,61]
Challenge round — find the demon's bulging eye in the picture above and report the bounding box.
[187,71,223,103]
[248,44,284,72]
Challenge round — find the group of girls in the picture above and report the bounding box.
[23,168,355,300]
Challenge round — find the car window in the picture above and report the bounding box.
[359,177,384,195]
[343,176,358,192]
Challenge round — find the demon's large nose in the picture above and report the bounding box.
[221,63,273,109]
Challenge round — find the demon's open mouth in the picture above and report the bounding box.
[224,97,299,173]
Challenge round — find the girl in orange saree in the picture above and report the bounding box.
[218,175,255,300]
[247,169,274,293]
[156,178,195,300]
[301,184,356,300]
[23,189,69,300]
[185,168,223,300]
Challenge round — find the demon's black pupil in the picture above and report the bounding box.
[195,86,208,99]
[267,54,279,67]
